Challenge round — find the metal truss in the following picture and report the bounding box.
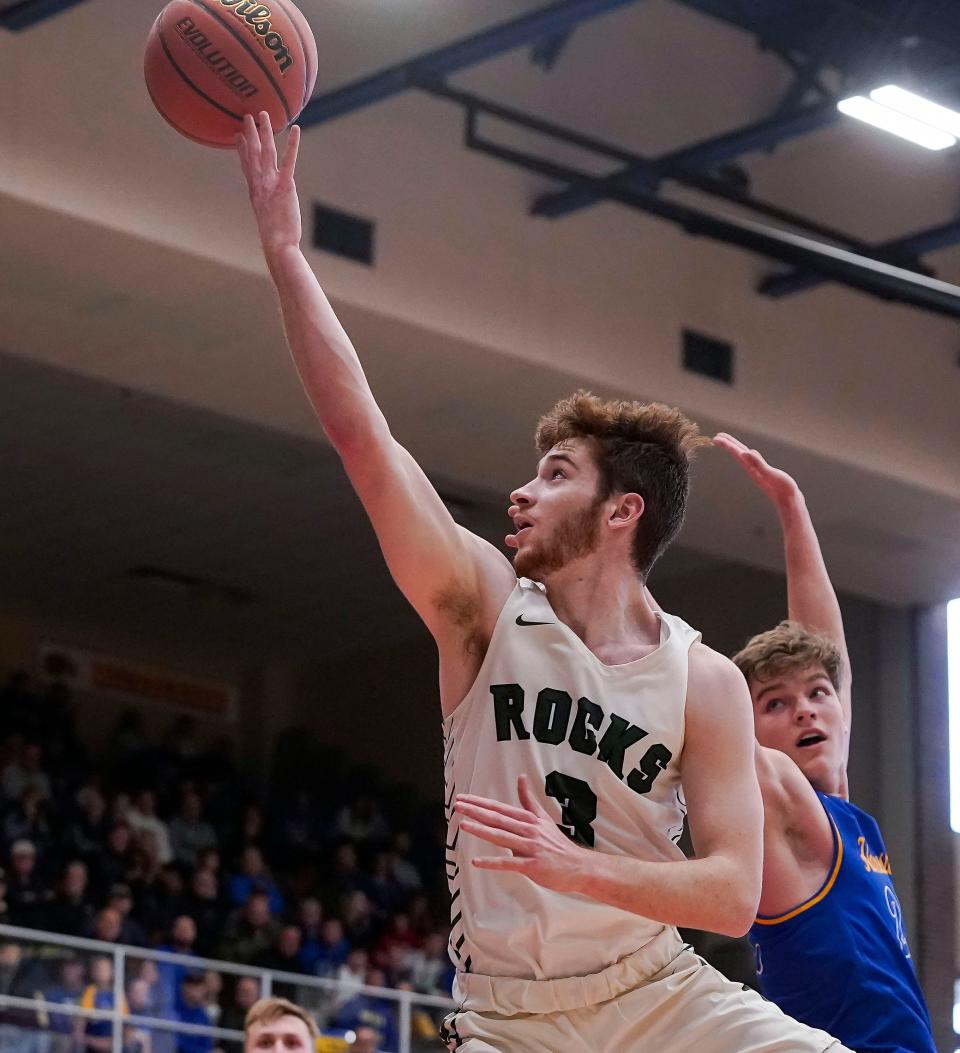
[0,0,89,31]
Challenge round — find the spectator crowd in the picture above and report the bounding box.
[0,670,455,1053]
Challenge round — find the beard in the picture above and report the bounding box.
[513,497,604,580]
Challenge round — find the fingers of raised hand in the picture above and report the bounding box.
[516,774,549,819]
[456,794,535,825]
[257,110,279,170]
[455,799,535,837]
[472,855,535,873]
[459,818,529,855]
[280,125,301,181]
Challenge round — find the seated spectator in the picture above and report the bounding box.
[226,848,283,917]
[169,790,217,871]
[294,898,323,974]
[1,741,52,803]
[332,949,368,1010]
[48,860,95,937]
[3,786,53,858]
[317,844,363,908]
[329,968,397,1053]
[309,919,350,980]
[255,926,306,977]
[125,978,154,1053]
[340,891,374,947]
[407,931,451,997]
[201,972,222,1027]
[0,868,8,925]
[219,977,260,1034]
[7,839,53,927]
[364,854,404,916]
[217,892,279,965]
[134,863,185,940]
[77,956,127,1053]
[90,906,123,945]
[64,787,109,865]
[127,792,173,867]
[181,870,224,957]
[173,973,212,1053]
[332,796,388,845]
[0,940,38,1027]
[155,916,199,1009]
[224,806,264,864]
[387,832,422,895]
[95,824,136,898]
[106,884,147,947]
[44,956,87,1047]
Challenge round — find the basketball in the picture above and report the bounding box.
[144,0,318,148]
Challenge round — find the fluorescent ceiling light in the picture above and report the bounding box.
[837,95,956,150]
[870,84,960,138]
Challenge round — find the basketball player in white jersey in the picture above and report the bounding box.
[235,113,849,1053]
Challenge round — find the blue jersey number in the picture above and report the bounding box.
[883,885,910,958]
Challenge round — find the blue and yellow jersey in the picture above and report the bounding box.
[749,793,934,1053]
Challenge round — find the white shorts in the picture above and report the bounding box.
[441,928,849,1053]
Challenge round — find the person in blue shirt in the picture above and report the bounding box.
[174,973,213,1053]
[715,434,935,1053]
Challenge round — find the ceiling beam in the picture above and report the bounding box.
[464,122,960,322]
[760,217,960,298]
[298,0,643,129]
[0,0,90,31]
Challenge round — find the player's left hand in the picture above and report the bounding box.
[454,775,589,894]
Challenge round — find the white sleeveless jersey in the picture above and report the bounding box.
[442,578,700,981]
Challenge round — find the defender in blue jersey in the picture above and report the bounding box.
[716,434,935,1053]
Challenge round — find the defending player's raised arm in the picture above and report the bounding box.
[237,114,514,640]
[713,433,852,736]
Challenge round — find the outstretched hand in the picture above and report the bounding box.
[236,111,302,255]
[455,775,588,894]
[713,432,800,508]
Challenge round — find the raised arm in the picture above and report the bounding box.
[237,114,514,660]
[713,434,852,736]
[454,648,762,937]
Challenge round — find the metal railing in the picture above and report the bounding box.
[0,924,454,1053]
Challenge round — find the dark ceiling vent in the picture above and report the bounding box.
[313,203,375,265]
[125,566,256,606]
[682,329,734,385]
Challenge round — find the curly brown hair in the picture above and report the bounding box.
[535,390,708,577]
[732,620,843,692]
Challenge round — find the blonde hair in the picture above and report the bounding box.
[244,998,319,1040]
[733,620,842,692]
[535,391,708,576]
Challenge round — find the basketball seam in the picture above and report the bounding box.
[146,78,231,148]
[186,0,292,125]
[157,9,245,124]
[267,0,312,111]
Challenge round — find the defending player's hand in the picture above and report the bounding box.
[236,111,302,256]
[455,775,588,894]
[713,432,800,508]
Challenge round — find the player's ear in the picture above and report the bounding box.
[609,492,644,529]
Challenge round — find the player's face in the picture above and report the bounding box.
[507,439,606,579]
[245,1017,312,1053]
[750,664,846,792]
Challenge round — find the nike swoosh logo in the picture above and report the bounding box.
[516,615,552,626]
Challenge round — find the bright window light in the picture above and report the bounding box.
[871,84,960,139]
[949,597,960,832]
[837,95,956,150]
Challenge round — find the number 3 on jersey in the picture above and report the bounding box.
[545,770,597,847]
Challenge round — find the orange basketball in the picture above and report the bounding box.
[144,0,318,148]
